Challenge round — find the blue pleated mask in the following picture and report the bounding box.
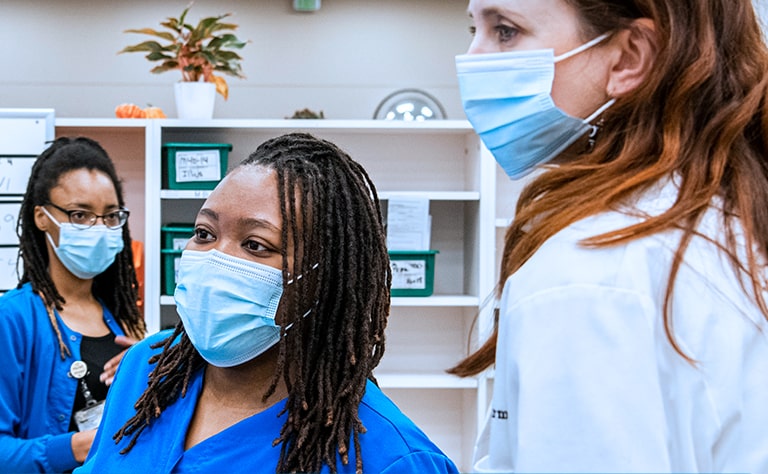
[174,249,284,367]
[456,34,615,180]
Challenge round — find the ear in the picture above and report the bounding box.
[605,18,657,97]
[33,205,49,232]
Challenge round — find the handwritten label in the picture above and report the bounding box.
[0,247,20,291]
[390,259,427,290]
[0,158,35,195]
[174,150,221,183]
[0,202,21,245]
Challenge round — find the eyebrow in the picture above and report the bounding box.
[237,216,281,233]
[468,7,502,19]
[61,202,119,210]
[197,208,281,233]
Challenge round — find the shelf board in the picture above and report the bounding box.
[161,294,479,307]
[160,295,174,305]
[56,118,150,128]
[161,189,480,201]
[161,189,213,199]
[392,295,479,306]
[375,373,478,389]
[379,191,479,201]
[157,118,474,133]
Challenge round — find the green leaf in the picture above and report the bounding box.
[178,5,191,25]
[214,50,242,61]
[210,22,239,33]
[145,51,175,62]
[150,62,180,74]
[123,28,177,42]
[119,40,167,54]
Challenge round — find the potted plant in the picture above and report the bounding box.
[119,3,248,119]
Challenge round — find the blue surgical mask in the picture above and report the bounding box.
[174,249,284,367]
[42,207,124,279]
[456,34,615,180]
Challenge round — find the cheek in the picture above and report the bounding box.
[38,222,59,246]
[551,57,610,118]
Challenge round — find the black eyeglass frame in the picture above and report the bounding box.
[45,202,130,230]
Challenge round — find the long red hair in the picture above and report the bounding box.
[450,0,768,376]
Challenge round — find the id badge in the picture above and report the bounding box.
[74,400,105,432]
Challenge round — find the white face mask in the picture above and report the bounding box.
[456,33,616,179]
[174,249,284,367]
[42,207,124,279]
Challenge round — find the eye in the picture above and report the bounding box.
[68,210,90,224]
[495,24,519,43]
[192,227,215,243]
[244,239,273,255]
[104,211,121,226]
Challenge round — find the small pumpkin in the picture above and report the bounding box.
[143,106,166,119]
[115,103,146,118]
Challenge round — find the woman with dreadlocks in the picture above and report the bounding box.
[78,133,458,473]
[0,136,145,472]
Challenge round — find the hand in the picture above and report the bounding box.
[99,335,137,386]
[71,429,96,463]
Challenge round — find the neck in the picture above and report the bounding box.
[47,257,94,304]
[203,345,287,411]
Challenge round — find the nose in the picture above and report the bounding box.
[466,34,493,55]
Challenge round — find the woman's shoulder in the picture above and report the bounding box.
[0,282,35,305]
[0,282,43,325]
[355,381,458,472]
[121,328,177,368]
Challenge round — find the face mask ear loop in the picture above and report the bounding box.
[554,32,611,63]
[40,206,62,249]
[40,206,62,228]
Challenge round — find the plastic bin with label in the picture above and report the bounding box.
[388,250,439,297]
[162,142,231,190]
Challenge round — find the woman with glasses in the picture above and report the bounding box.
[0,136,145,472]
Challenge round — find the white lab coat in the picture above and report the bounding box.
[475,177,768,473]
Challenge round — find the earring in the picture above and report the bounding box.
[587,118,605,152]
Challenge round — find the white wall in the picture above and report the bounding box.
[0,0,470,119]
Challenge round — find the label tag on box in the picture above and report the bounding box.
[175,150,222,182]
[390,259,427,290]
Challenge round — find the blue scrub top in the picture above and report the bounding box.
[0,282,124,473]
[78,330,459,473]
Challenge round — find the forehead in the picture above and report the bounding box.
[468,0,581,28]
[49,168,117,202]
[202,165,284,223]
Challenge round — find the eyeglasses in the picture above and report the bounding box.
[46,202,130,230]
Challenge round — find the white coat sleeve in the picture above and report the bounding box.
[478,284,673,472]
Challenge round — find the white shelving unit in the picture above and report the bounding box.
[55,118,498,471]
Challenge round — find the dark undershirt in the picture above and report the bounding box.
[68,332,123,432]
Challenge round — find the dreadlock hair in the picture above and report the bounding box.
[17,136,145,358]
[114,132,391,473]
[450,0,768,376]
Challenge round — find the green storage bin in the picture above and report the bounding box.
[162,142,232,190]
[161,249,183,296]
[162,223,195,250]
[388,250,439,297]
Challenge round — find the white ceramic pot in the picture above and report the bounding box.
[174,82,216,119]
